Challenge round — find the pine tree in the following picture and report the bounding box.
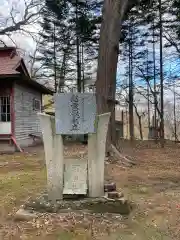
[36,0,102,92]
[35,1,74,91]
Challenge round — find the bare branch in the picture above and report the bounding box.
[10,7,17,26]
[0,0,44,36]
[0,39,7,47]
[163,31,180,55]
[136,66,158,100]
[19,29,38,41]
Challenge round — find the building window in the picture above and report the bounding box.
[33,98,41,111]
[0,96,11,122]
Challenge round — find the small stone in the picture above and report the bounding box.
[139,187,148,194]
[108,191,119,199]
[118,197,127,204]
[0,162,8,167]
[104,183,116,192]
[118,192,124,198]
[14,209,37,221]
[107,191,124,199]
[79,151,85,155]
[155,206,165,213]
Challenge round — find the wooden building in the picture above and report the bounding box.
[0,47,53,151]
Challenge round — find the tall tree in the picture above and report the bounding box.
[128,17,135,141]
[96,0,157,147]
[159,0,165,146]
[96,0,136,147]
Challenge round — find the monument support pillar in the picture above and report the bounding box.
[88,113,110,197]
[38,113,64,202]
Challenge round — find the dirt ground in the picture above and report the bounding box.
[0,140,180,239]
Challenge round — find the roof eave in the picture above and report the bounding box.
[19,75,54,95]
[0,73,20,78]
[0,74,54,95]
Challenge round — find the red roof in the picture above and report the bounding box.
[0,47,28,76]
[0,47,53,94]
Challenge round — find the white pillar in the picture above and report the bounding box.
[88,112,110,197]
[38,113,64,201]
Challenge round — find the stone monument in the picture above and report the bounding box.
[38,93,110,202]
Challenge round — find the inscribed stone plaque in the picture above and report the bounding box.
[63,159,87,195]
[54,93,96,134]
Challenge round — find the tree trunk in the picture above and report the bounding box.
[76,37,81,92]
[146,50,150,129]
[134,104,143,140]
[58,51,66,93]
[96,0,129,148]
[159,0,165,147]
[173,82,178,142]
[153,19,158,142]
[53,23,57,92]
[76,0,81,93]
[81,43,85,92]
[129,21,134,141]
[138,116,143,140]
[57,39,71,93]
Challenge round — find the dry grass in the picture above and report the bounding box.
[0,141,180,239]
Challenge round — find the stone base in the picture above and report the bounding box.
[24,194,133,216]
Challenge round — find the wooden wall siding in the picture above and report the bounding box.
[14,83,42,146]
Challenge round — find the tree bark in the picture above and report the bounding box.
[96,0,129,148]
